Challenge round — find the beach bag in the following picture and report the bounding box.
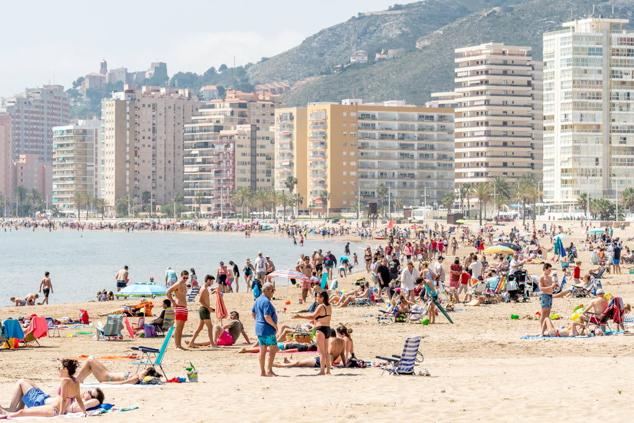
[144,324,157,338]
[79,309,90,324]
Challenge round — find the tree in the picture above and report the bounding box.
[376,184,388,217]
[284,176,297,194]
[491,177,512,216]
[458,184,470,214]
[73,192,85,221]
[293,193,304,216]
[116,196,130,217]
[516,175,541,226]
[590,198,615,220]
[471,183,492,226]
[94,198,106,219]
[320,190,329,217]
[278,191,292,221]
[621,187,634,213]
[232,187,252,220]
[577,193,590,217]
[441,192,455,211]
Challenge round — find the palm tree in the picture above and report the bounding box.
[293,193,304,216]
[621,187,634,213]
[278,191,292,221]
[284,176,297,194]
[458,184,470,214]
[471,183,492,226]
[73,192,84,221]
[94,198,106,219]
[577,192,590,217]
[491,177,512,217]
[516,175,541,225]
[232,187,251,220]
[376,183,388,217]
[441,192,455,211]
[320,190,329,218]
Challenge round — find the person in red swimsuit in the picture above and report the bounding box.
[167,270,189,350]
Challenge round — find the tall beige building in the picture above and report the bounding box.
[276,100,454,213]
[14,154,50,202]
[273,107,308,207]
[0,114,12,203]
[183,91,275,216]
[452,43,541,188]
[543,18,634,205]
[52,119,100,213]
[100,86,198,214]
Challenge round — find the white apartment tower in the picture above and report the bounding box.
[453,43,540,188]
[183,91,275,216]
[543,18,634,205]
[100,86,198,214]
[52,119,100,213]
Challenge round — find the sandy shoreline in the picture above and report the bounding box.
[1,221,633,422]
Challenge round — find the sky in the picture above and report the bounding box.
[0,0,407,97]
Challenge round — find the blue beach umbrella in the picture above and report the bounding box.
[587,228,605,236]
[115,283,167,298]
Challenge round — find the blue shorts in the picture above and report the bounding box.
[257,334,277,346]
[613,258,620,265]
[22,387,50,408]
[540,294,553,310]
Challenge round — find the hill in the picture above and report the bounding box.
[275,0,634,106]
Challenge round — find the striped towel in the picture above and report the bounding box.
[187,286,200,302]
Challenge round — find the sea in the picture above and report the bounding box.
[0,229,360,304]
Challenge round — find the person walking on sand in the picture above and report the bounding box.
[165,266,178,288]
[38,272,53,305]
[539,263,557,336]
[114,266,129,292]
[188,275,216,348]
[251,282,278,376]
[167,270,190,350]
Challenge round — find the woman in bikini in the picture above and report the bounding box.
[76,358,162,384]
[294,291,333,375]
[1,359,89,418]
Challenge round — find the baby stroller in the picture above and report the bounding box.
[506,270,529,302]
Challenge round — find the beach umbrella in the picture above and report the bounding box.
[587,228,605,236]
[339,256,349,263]
[553,236,567,258]
[115,283,166,298]
[268,270,308,281]
[215,289,228,321]
[483,245,515,255]
[499,242,522,251]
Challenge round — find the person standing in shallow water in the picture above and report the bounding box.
[38,272,53,305]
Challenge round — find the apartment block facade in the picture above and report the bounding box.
[52,119,100,213]
[0,114,12,202]
[452,43,541,188]
[183,91,275,216]
[0,85,71,163]
[273,107,308,207]
[99,86,198,213]
[275,100,454,213]
[543,18,634,205]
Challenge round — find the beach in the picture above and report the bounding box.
[1,220,633,421]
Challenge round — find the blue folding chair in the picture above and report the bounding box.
[131,325,174,379]
[376,336,424,375]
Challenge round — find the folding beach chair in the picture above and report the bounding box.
[155,309,174,336]
[123,317,136,339]
[46,317,61,338]
[96,314,124,340]
[2,319,24,348]
[131,324,175,379]
[375,336,425,375]
[23,316,48,347]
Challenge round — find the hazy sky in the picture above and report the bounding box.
[0,0,406,97]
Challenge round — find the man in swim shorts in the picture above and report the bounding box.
[114,266,129,292]
[167,270,189,350]
[38,272,53,305]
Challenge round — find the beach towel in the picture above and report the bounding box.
[2,319,24,340]
[123,317,136,339]
[215,290,228,320]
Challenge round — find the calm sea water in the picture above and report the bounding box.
[0,230,358,304]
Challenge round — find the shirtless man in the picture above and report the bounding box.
[38,272,53,305]
[188,275,216,348]
[114,266,129,292]
[539,263,558,335]
[167,270,189,350]
[573,289,609,334]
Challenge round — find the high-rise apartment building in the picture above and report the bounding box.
[0,114,12,202]
[100,86,198,214]
[52,119,100,213]
[452,43,540,188]
[273,107,308,207]
[543,18,634,205]
[276,100,454,213]
[183,91,275,216]
[13,154,50,202]
[0,85,71,163]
